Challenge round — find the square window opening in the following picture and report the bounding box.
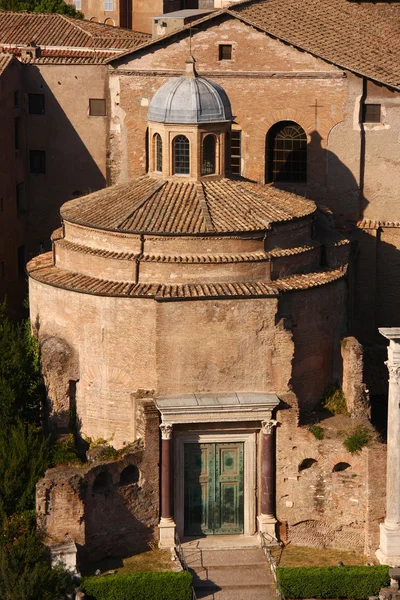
[219,44,232,61]
[362,104,381,123]
[28,93,45,115]
[89,98,107,116]
[30,150,46,174]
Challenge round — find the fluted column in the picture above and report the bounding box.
[258,418,278,540]
[377,328,400,566]
[158,423,176,548]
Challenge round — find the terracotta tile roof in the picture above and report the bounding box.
[61,176,316,235]
[357,219,400,229]
[0,52,13,75]
[28,252,346,299]
[4,46,120,64]
[0,12,149,52]
[110,0,400,90]
[229,0,400,90]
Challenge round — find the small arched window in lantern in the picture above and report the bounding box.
[173,135,190,175]
[202,135,216,176]
[155,133,162,173]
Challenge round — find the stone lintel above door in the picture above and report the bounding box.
[154,392,280,426]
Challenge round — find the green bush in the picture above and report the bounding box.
[309,425,324,440]
[321,386,348,415]
[276,565,389,599]
[82,571,193,600]
[343,425,371,454]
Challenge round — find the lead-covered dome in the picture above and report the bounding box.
[148,64,233,124]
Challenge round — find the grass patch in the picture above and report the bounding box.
[279,545,375,567]
[321,386,348,416]
[86,549,173,577]
[343,425,371,454]
[309,425,324,440]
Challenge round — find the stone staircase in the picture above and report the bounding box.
[183,546,277,600]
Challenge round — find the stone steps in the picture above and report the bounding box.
[186,546,276,600]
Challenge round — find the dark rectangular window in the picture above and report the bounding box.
[16,182,25,214]
[89,99,106,116]
[17,245,25,277]
[362,104,381,123]
[230,130,241,175]
[14,118,20,150]
[28,93,45,115]
[14,90,20,107]
[30,150,46,174]
[219,44,232,61]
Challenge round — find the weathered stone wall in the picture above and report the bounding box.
[36,399,160,567]
[341,336,370,418]
[276,398,386,554]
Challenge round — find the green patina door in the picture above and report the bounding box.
[184,442,244,536]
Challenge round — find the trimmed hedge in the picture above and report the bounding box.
[81,570,193,600]
[276,565,389,599]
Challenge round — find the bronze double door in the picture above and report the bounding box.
[184,442,244,536]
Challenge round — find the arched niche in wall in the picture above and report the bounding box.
[119,464,140,486]
[266,121,307,184]
[332,462,351,472]
[92,470,113,494]
[298,458,317,472]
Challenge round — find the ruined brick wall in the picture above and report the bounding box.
[276,401,386,555]
[36,398,160,567]
[341,336,370,418]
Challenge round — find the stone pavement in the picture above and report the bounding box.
[182,539,277,600]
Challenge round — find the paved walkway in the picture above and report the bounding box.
[182,537,277,600]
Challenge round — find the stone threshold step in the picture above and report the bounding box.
[195,587,277,600]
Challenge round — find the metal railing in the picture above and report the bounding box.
[259,531,286,600]
[174,532,198,600]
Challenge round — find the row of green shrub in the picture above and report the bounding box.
[276,565,389,599]
[82,570,193,600]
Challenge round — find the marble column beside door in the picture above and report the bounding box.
[377,328,400,566]
[158,423,176,548]
[258,418,278,541]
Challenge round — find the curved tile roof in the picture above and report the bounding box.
[28,252,346,299]
[0,12,150,51]
[61,176,316,235]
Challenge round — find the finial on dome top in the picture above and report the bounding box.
[185,55,197,78]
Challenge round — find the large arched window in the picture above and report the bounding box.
[173,135,190,175]
[202,135,216,175]
[154,133,162,172]
[267,121,307,183]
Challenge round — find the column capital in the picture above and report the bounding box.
[261,419,278,435]
[387,363,400,385]
[160,423,173,440]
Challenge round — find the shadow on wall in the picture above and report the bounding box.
[24,66,106,259]
[80,457,157,572]
[266,128,368,220]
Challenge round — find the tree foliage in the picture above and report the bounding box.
[0,0,83,17]
[0,303,73,598]
[0,514,73,600]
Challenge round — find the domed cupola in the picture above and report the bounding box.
[148,59,233,124]
[147,57,233,181]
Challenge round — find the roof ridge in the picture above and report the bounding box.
[59,14,93,38]
[116,179,167,230]
[196,182,215,232]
